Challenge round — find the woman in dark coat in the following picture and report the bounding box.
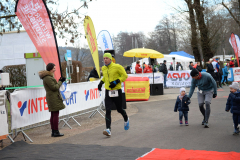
[39,63,66,137]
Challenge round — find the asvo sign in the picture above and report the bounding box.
[167,72,190,81]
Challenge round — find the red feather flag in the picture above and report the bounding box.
[230,33,240,66]
[15,0,62,80]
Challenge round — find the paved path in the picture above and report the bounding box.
[55,86,240,152]
[1,86,240,160]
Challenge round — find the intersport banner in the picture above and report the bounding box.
[15,0,62,80]
[0,90,8,140]
[232,67,240,82]
[166,70,192,88]
[97,30,114,52]
[84,16,100,77]
[229,33,240,66]
[127,73,164,84]
[11,81,104,129]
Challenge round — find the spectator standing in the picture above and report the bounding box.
[212,59,220,88]
[235,58,238,67]
[169,62,174,71]
[222,63,229,86]
[153,62,160,73]
[39,63,66,137]
[144,65,153,73]
[176,62,183,71]
[230,58,235,68]
[196,62,202,72]
[135,61,142,74]
[87,67,99,81]
[217,61,223,88]
[160,60,168,89]
[189,62,194,70]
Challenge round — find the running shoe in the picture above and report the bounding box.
[180,120,183,125]
[124,118,130,130]
[233,130,239,135]
[185,121,189,126]
[204,122,209,128]
[103,129,111,136]
[202,120,205,125]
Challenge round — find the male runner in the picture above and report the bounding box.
[98,53,129,136]
[188,68,217,128]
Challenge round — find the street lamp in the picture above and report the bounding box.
[172,57,175,71]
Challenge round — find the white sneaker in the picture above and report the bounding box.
[103,129,111,136]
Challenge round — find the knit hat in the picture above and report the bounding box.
[232,57,235,60]
[103,53,112,60]
[180,87,186,94]
[229,82,239,90]
[190,68,199,77]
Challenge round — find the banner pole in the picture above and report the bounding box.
[42,0,63,77]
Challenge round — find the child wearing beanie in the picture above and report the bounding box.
[226,82,240,135]
[174,87,191,126]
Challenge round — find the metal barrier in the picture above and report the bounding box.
[2,87,106,144]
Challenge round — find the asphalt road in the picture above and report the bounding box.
[55,86,240,152]
[1,86,240,160]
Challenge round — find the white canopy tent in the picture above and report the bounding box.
[131,54,195,73]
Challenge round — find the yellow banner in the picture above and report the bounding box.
[83,16,100,77]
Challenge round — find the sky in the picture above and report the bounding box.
[57,0,183,47]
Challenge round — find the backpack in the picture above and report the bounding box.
[159,65,164,72]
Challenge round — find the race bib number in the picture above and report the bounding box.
[109,90,118,97]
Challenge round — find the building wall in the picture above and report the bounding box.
[0,31,36,69]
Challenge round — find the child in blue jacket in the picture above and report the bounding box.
[222,63,229,86]
[174,88,191,126]
[226,82,240,135]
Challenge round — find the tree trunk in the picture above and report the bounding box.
[185,0,201,62]
[194,0,214,62]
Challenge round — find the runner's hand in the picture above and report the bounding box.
[213,94,217,98]
[109,79,120,89]
[98,81,104,91]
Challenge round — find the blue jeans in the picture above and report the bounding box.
[164,74,167,87]
[179,111,188,121]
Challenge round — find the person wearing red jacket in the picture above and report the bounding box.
[230,58,235,68]
[135,61,142,73]
[144,65,153,73]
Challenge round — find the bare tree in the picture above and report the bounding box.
[184,0,201,61]
[0,0,92,44]
[193,0,214,61]
[222,0,240,27]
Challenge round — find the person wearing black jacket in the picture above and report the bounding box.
[161,60,168,89]
[234,59,238,67]
[169,62,173,71]
[176,62,183,71]
[196,62,202,72]
[189,62,194,70]
[87,67,99,81]
[217,61,223,88]
[206,61,217,82]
